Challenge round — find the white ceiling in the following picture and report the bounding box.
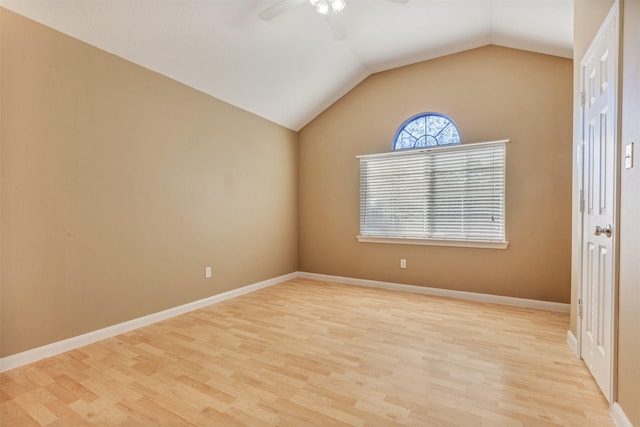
[0,0,573,130]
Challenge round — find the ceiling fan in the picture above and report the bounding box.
[258,0,409,22]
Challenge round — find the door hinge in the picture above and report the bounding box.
[578,298,583,318]
[581,91,585,107]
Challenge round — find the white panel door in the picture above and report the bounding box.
[580,6,618,403]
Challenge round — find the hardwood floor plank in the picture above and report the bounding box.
[0,279,612,426]
[0,400,41,427]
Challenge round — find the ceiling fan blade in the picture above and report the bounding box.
[258,0,298,21]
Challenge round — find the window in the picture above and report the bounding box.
[358,139,508,249]
[393,113,461,150]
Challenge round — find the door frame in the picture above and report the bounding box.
[574,0,622,405]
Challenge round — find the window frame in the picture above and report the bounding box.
[357,140,509,249]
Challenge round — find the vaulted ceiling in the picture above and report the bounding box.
[0,0,573,130]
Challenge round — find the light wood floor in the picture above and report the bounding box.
[1,278,612,426]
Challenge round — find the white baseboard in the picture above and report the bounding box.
[612,402,634,427]
[567,330,579,357]
[298,272,571,313]
[0,270,573,373]
[0,272,297,373]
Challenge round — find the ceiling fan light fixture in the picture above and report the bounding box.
[316,1,330,15]
[331,0,346,13]
[308,0,346,15]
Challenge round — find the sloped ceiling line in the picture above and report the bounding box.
[0,0,573,131]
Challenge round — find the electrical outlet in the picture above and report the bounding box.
[205,266,212,278]
[400,259,407,269]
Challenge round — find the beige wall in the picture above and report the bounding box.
[570,0,615,340]
[298,46,573,303]
[0,8,298,357]
[618,0,640,423]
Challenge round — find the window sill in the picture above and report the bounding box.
[356,236,509,249]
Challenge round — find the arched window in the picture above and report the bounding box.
[358,112,507,248]
[392,113,460,150]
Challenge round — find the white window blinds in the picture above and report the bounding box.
[358,140,507,243]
